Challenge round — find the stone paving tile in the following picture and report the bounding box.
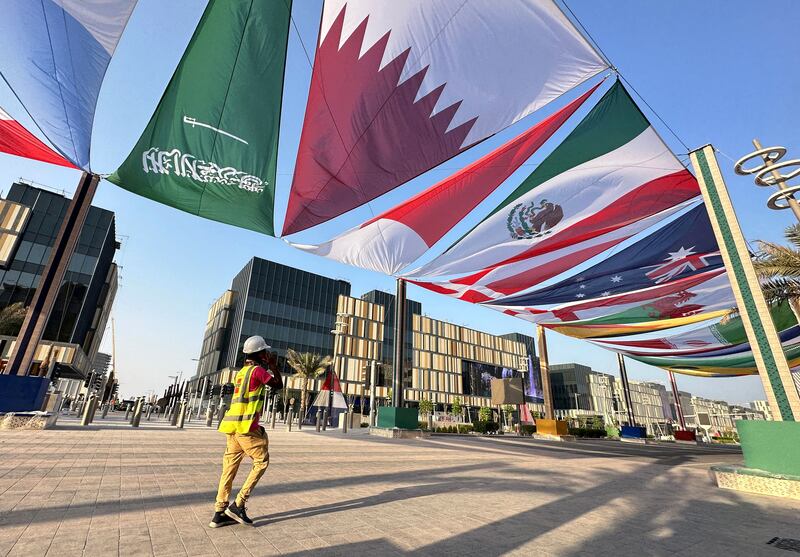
[1,414,799,556]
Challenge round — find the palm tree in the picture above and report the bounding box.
[0,302,27,336]
[286,349,332,422]
[754,223,800,310]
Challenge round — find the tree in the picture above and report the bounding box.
[478,406,492,422]
[0,302,26,336]
[452,397,463,421]
[286,349,332,422]
[754,224,800,308]
[418,397,434,417]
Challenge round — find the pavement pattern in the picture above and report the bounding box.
[0,413,798,556]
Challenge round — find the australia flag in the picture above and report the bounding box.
[490,204,722,307]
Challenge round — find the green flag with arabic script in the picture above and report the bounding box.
[109,0,291,235]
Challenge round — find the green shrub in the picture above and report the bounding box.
[457,424,473,434]
[568,427,606,438]
[360,422,369,428]
[418,421,428,431]
[519,424,536,436]
[478,406,492,422]
[473,421,500,434]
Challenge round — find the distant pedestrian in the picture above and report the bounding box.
[209,336,283,528]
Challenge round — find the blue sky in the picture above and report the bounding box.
[1,0,799,404]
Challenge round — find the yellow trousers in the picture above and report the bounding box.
[215,429,269,512]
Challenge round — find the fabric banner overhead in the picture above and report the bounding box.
[0,0,137,170]
[282,0,607,235]
[109,0,290,236]
[288,83,602,275]
[407,81,699,282]
[413,197,701,303]
[0,108,77,169]
[489,203,723,307]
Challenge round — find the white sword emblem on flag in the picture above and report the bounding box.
[183,116,248,145]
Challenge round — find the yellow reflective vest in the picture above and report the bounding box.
[218,365,264,434]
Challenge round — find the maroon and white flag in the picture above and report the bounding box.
[282,0,607,235]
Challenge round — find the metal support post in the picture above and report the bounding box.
[322,408,329,431]
[369,360,377,427]
[101,402,109,419]
[536,325,555,420]
[4,172,100,376]
[316,409,322,432]
[206,403,216,427]
[668,370,686,430]
[270,403,277,429]
[392,278,407,408]
[617,354,636,427]
[87,396,98,424]
[146,403,153,421]
[287,408,294,432]
[124,403,132,422]
[342,410,348,433]
[170,401,180,426]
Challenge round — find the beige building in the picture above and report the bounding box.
[749,400,773,421]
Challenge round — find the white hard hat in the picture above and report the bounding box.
[243,335,271,355]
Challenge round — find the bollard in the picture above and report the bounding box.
[177,401,187,429]
[101,402,110,419]
[206,403,216,427]
[77,400,85,417]
[170,402,180,426]
[342,411,348,434]
[287,409,294,432]
[80,395,95,426]
[146,404,153,421]
[270,405,277,429]
[131,398,143,427]
[87,397,99,424]
[322,408,329,431]
[216,404,227,428]
[124,403,132,421]
[316,409,322,432]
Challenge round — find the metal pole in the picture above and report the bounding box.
[270,403,277,429]
[131,398,143,427]
[322,408,329,431]
[369,360,377,427]
[170,401,180,426]
[316,409,322,432]
[392,278,406,408]
[146,403,153,421]
[101,402,109,419]
[536,325,555,420]
[5,172,100,376]
[287,408,294,432]
[124,403,132,421]
[206,402,216,427]
[617,353,636,426]
[668,370,686,430]
[752,139,800,222]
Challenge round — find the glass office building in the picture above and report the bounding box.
[0,182,118,377]
[195,257,351,377]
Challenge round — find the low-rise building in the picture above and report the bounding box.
[749,400,773,421]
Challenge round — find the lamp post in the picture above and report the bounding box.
[735,140,800,222]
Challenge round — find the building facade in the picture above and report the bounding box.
[0,181,118,379]
[750,400,773,421]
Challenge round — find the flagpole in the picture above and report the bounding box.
[668,370,686,430]
[5,171,100,377]
[535,325,555,420]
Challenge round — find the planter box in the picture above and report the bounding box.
[377,406,419,430]
[621,425,647,439]
[674,430,697,442]
[738,420,800,476]
[0,375,49,412]
[534,419,568,436]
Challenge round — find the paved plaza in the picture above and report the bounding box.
[0,414,798,557]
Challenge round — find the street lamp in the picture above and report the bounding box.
[735,140,800,222]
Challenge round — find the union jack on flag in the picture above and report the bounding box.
[645,247,721,284]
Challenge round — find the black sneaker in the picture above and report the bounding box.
[208,510,237,528]
[224,501,253,525]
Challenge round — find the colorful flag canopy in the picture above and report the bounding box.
[413,197,701,303]
[109,0,290,236]
[0,108,76,169]
[489,203,723,307]
[288,82,602,275]
[282,0,607,235]
[0,0,137,170]
[407,81,699,282]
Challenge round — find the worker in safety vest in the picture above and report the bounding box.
[209,335,283,528]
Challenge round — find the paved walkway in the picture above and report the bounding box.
[0,413,797,556]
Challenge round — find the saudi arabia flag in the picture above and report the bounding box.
[109,0,290,235]
[408,80,699,281]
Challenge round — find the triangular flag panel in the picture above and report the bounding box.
[0,0,137,169]
[109,0,291,236]
[282,0,607,235]
[408,82,698,281]
[0,108,76,169]
[491,204,723,307]
[289,82,602,275]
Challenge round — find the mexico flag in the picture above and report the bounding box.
[408,81,699,282]
[0,108,76,168]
